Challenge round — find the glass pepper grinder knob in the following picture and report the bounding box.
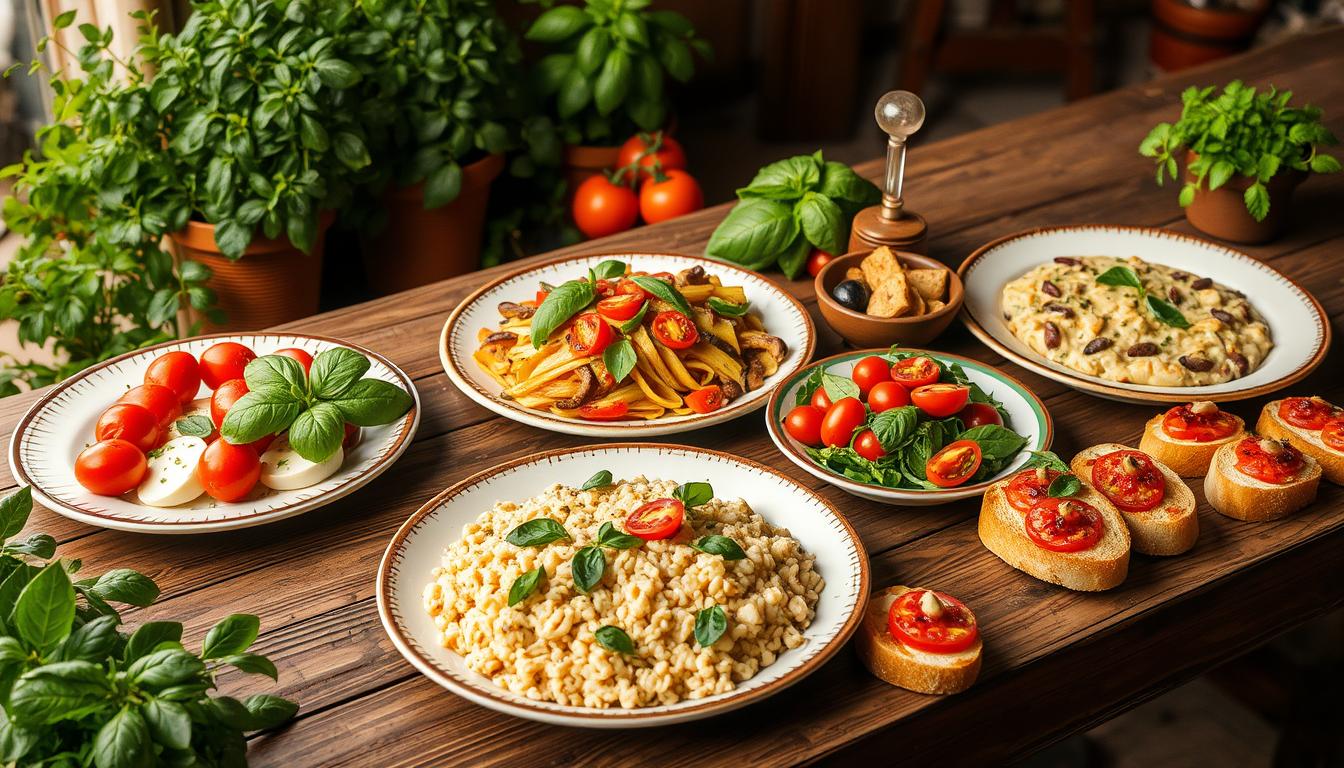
[874,90,925,221]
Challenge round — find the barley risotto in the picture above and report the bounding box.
[423,476,824,709]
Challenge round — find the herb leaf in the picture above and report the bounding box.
[690,535,745,560]
[591,259,626,280]
[201,614,260,659]
[631,276,693,318]
[326,379,414,427]
[309,348,371,399]
[173,415,214,438]
[596,522,643,550]
[1048,473,1082,498]
[1145,294,1190,328]
[869,406,919,452]
[219,392,301,445]
[1095,265,1144,291]
[595,625,635,655]
[959,424,1029,462]
[242,355,307,400]
[821,373,859,403]
[704,198,798,272]
[507,567,545,607]
[571,546,605,593]
[673,482,712,508]
[15,563,75,654]
[693,604,728,647]
[619,302,650,333]
[1023,450,1070,472]
[603,338,637,383]
[287,402,346,463]
[505,519,569,547]
[580,470,613,491]
[530,279,596,349]
[0,485,32,541]
[706,296,750,317]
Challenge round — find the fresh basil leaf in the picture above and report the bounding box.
[8,660,111,724]
[571,545,605,593]
[619,301,650,333]
[219,392,301,445]
[128,648,205,688]
[216,652,278,680]
[16,562,75,654]
[631,276,693,318]
[819,161,881,205]
[736,155,820,199]
[0,636,24,664]
[205,696,255,731]
[596,521,643,550]
[56,615,118,662]
[88,568,159,607]
[242,693,298,731]
[3,533,55,559]
[530,279,595,349]
[309,348,371,399]
[0,486,32,541]
[706,296,750,317]
[93,706,151,768]
[287,402,346,463]
[243,355,307,399]
[201,614,260,659]
[328,379,414,427]
[505,519,569,547]
[142,699,191,750]
[776,234,812,280]
[1145,294,1191,328]
[690,535,745,561]
[705,198,799,271]
[173,414,215,438]
[1048,473,1082,498]
[124,621,184,663]
[869,406,919,452]
[821,373,859,403]
[603,338,637,383]
[591,259,626,280]
[795,367,824,406]
[694,604,728,647]
[595,625,635,655]
[0,707,39,764]
[507,567,545,607]
[580,470,613,491]
[958,424,1029,461]
[673,481,712,508]
[1023,450,1070,473]
[796,191,844,256]
[1095,265,1144,291]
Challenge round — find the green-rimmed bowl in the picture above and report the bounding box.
[765,349,1054,506]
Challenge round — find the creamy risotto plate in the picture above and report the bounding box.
[377,444,868,728]
[958,225,1330,403]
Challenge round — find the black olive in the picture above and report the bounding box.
[832,280,869,312]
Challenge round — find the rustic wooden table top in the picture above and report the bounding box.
[3,28,1342,767]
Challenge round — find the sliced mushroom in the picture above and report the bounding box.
[478,331,518,363]
[554,366,595,409]
[739,331,787,363]
[498,301,535,320]
[743,351,768,391]
[720,379,744,402]
[676,265,709,286]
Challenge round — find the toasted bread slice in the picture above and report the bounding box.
[1138,409,1246,478]
[1070,444,1198,556]
[907,268,948,302]
[978,480,1130,591]
[867,271,912,318]
[844,267,866,284]
[1203,438,1321,521]
[853,586,981,695]
[1256,399,1344,485]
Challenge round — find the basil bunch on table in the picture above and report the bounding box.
[0,487,295,767]
[220,348,414,462]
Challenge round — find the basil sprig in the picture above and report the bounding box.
[603,338,637,383]
[1095,265,1190,329]
[580,470,613,491]
[631,276,694,319]
[694,604,728,647]
[619,302,650,334]
[591,259,626,280]
[219,349,413,463]
[529,279,595,349]
[571,546,605,593]
[596,522,643,550]
[706,297,750,317]
[821,372,859,403]
[505,519,569,547]
[673,482,712,509]
[507,567,546,607]
[1023,451,1082,497]
[690,535,745,561]
[174,415,214,438]
[595,625,635,655]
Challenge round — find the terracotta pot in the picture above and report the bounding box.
[364,154,505,296]
[562,143,621,196]
[170,213,334,332]
[1182,151,1305,244]
[1149,0,1269,72]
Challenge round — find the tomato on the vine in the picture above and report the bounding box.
[573,175,639,239]
[639,170,703,224]
[617,132,687,180]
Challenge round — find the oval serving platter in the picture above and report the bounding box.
[958,225,1331,404]
[377,444,869,728]
[440,252,816,437]
[766,349,1053,506]
[9,333,420,534]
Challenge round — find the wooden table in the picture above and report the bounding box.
[3,29,1342,767]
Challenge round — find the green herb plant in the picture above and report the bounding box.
[0,487,295,766]
[1139,80,1340,221]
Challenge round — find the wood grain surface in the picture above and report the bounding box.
[3,28,1342,767]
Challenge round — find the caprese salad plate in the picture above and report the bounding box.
[766,349,1052,505]
[9,333,420,534]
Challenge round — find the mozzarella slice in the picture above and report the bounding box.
[260,435,344,491]
[137,436,208,507]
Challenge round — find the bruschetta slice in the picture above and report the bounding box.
[854,586,981,695]
[1071,444,1198,556]
[1204,436,1321,521]
[1255,397,1344,485]
[1138,401,1246,478]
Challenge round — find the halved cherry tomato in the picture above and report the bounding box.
[596,293,646,322]
[810,387,833,411]
[639,169,703,224]
[784,405,824,446]
[851,356,893,399]
[957,402,1002,429]
[577,402,629,421]
[74,439,147,496]
[1025,498,1104,552]
[625,498,685,540]
[650,311,698,350]
[197,439,261,502]
[911,384,970,418]
[891,356,941,389]
[1279,397,1341,430]
[593,278,617,298]
[209,379,275,453]
[119,384,182,430]
[1234,437,1305,484]
[926,440,982,487]
[867,381,910,413]
[273,347,314,375]
[1091,450,1165,512]
[854,430,886,461]
[1005,467,1062,512]
[535,290,550,305]
[685,386,724,414]
[805,249,835,278]
[572,175,638,239]
[614,279,647,299]
[887,590,979,654]
[199,342,256,390]
[567,312,614,357]
[144,351,201,404]
[96,404,161,453]
[820,397,866,448]
[1323,419,1344,452]
[617,132,687,180]
[1161,402,1240,441]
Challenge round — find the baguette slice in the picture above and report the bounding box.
[1138,409,1246,478]
[1071,444,1199,556]
[1256,399,1344,485]
[978,479,1130,591]
[1203,438,1321,521]
[853,586,981,695]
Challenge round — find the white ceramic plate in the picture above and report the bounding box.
[766,350,1053,506]
[9,333,420,534]
[958,225,1331,403]
[441,253,816,437]
[377,444,869,728]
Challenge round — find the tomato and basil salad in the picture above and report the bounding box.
[782,351,1030,490]
[73,342,413,507]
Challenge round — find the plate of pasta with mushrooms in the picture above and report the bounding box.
[441,253,815,436]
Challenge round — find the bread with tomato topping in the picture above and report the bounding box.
[978,479,1130,591]
[1070,444,1198,556]
[1255,398,1344,485]
[1203,437,1321,521]
[1138,402,1246,478]
[854,586,981,695]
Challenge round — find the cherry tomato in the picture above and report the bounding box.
[1278,397,1340,430]
[118,384,182,429]
[639,169,703,224]
[95,404,161,453]
[926,440,983,487]
[854,430,886,461]
[616,132,687,180]
[820,397,866,448]
[810,387,832,411]
[74,439,148,496]
[891,356,941,389]
[625,498,685,540]
[199,342,257,390]
[685,386,724,414]
[887,590,979,654]
[1090,450,1165,512]
[1161,403,1240,442]
[144,351,201,404]
[593,278,618,298]
[650,311,699,350]
[957,402,1003,429]
[783,405,824,446]
[535,290,550,305]
[850,356,893,399]
[273,347,314,375]
[1025,498,1104,552]
[911,384,970,418]
[615,279,647,299]
[1234,437,1305,484]
[1322,419,1344,452]
[866,381,910,413]
[197,439,261,502]
[573,175,639,239]
[805,249,835,278]
[342,422,362,449]
[209,379,275,453]
[595,293,646,322]
[1005,467,1063,512]
[567,312,615,357]
[577,402,630,421]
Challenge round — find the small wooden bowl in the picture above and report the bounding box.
[814,249,964,348]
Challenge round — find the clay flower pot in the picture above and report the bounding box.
[365,153,505,296]
[1149,0,1270,72]
[562,143,621,196]
[1183,151,1305,244]
[170,213,334,332]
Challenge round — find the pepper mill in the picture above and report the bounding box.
[849,90,929,254]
